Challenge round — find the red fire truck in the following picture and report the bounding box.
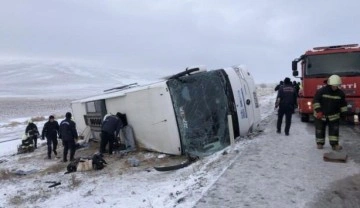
[292,44,360,122]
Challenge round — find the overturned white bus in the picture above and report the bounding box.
[71,66,261,156]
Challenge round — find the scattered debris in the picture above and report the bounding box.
[176,196,186,204]
[127,157,140,167]
[65,153,107,174]
[13,169,38,176]
[45,181,61,188]
[323,151,348,163]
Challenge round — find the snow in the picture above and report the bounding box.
[1,84,360,208]
[0,60,159,99]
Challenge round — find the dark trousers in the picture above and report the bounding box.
[63,140,76,161]
[47,137,58,157]
[277,108,293,134]
[315,118,340,146]
[32,135,38,148]
[100,131,115,154]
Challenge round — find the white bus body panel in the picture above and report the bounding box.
[71,102,87,134]
[71,82,182,155]
[224,67,261,135]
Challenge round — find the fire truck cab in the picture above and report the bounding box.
[292,44,360,122]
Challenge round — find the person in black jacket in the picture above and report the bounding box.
[292,80,300,109]
[42,115,60,159]
[275,77,297,136]
[25,119,39,148]
[313,75,347,150]
[59,112,78,162]
[274,81,284,91]
[100,112,124,155]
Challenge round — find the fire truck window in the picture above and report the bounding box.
[305,52,360,76]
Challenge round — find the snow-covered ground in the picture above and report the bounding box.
[1,80,360,208]
[0,60,159,99]
[195,110,360,208]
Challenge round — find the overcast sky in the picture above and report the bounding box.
[0,0,359,83]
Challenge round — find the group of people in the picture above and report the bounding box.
[23,110,135,162]
[275,80,300,94]
[275,74,347,151]
[24,112,78,162]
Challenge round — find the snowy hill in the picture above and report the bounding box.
[0,60,159,98]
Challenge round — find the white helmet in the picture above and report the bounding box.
[28,119,33,124]
[328,75,341,86]
[22,134,28,140]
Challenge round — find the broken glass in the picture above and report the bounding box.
[167,69,238,156]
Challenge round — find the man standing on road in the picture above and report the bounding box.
[100,112,123,155]
[275,77,297,136]
[313,74,348,150]
[42,115,59,159]
[59,112,78,162]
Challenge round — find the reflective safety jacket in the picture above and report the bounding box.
[313,85,347,121]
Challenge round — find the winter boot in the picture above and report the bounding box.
[332,145,343,151]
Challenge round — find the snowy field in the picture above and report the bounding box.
[0,84,279,208]
[1,76,360,208]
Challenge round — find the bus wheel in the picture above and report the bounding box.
[301,114,309,122]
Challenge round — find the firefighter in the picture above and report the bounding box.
[313,74,348,150]
[25,119,39,149]
[275,77,297,136]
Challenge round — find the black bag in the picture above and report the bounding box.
[66,159,79,174]
[92,154,107,170]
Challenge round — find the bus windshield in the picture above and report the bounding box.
[167,69,238,156]
[305,52,360,77]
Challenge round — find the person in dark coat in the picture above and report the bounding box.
[42,115,60,159]
[292,80,300,109]
[274,81,284,91]
[292,81,300,96]
[100,112,124,155]
[25,119,39,148]
[59,112,78,162]
[275,77,297,135]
